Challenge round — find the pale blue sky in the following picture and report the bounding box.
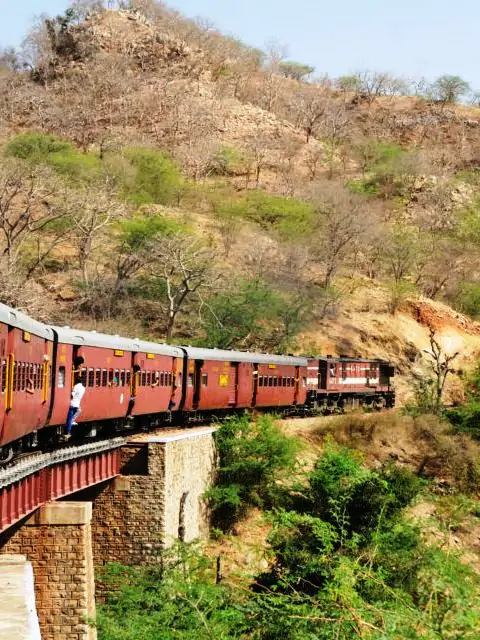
[0,0,478,89]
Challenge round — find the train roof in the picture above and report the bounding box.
[131,339,183,358]
[182,346,307,366]
[51,326,136,350]
[51,325,183,357]
[0,303,54,340]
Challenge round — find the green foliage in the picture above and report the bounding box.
[207,415,299,532]
[201,278,283,350]
[446,365,480,438]
[97,544,247,640]
[117,214,182,253]
[454,281,480,318]
[221,190,314,239]
[200,278,308,351]
[278,61,315,82]
[431,74,471,103]
[5,131,102,183]
[208,146,245,176]
[5,132,72,160]
[119,148,184,206]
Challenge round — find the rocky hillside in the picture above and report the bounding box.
[1,3,480,402]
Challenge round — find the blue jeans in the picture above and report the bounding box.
[66,407,79,434]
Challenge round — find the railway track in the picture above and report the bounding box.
[0,437,125,490]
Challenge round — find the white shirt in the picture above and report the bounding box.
[70,383,86,408]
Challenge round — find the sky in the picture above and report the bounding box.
[0,0,478,89]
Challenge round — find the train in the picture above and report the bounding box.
[0,302,395,463]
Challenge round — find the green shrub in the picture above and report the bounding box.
[4,132,72,160]
[207,415,299,532]
[119,148,184,206]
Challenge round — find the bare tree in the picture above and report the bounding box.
[308,185,372,288]
[423,327,460,412]
[0,160,68,275]
[153,235,216,340]
[67,182,127,286]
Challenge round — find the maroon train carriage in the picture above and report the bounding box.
[181,347,308,416]
[129,339,184,424]
[0,304,55,462]
[307,356,395,411]
[50,326,136,434]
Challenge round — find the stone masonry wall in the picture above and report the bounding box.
[87,428,216,570]
[0,502,96,640]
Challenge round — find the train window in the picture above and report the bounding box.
[95,369,101,387]
[258,376,263,387]
[20,363,25,391]
[267,377,272,387]
[140,371,146,387]
[169,373,173,386]
[188,373,194,387]
[58,366,66,389]
[302,377,307,387]
[126,370,131,387]
[329,364,336,377]
[177,372,182,386]
[88,368,94,387]
[159,372,164,386]
[146,371,151,386]
[341,363,347,380]
[202,373,208,386]
[108,369,114,386]
[273,377,278,387]
[291,377,295,387]
[120,370,126,387]
[102,369,108,387]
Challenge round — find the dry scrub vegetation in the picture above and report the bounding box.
[0,1,480,399]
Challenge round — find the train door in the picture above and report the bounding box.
[192,360,203,410]
[319,360,327,390]
[252,364,259,407]
[228,363,238,406]
[293,366,300,404]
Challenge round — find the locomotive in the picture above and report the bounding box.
[0,303,394,463]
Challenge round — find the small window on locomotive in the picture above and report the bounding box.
[120,370,126,387]
[108,369,114,386]
[58,366,66,389]
[159,372,164,386]
[102,369,108,387]
[188,373,194,387]
[267,376,272,387]
[273,377,278,387]
[126,370,131,387]
[146,371,151,386]
[88,368,94,387]
[141,371,146,387]
[201,373,208,386]
[258,376,263,387]
[329,364,336,377]
[80,368,87,386]
[95,369,101,387]
[302,376,307,387]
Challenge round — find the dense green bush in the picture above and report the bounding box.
[119,148,184,206]
[207,415,299,532]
